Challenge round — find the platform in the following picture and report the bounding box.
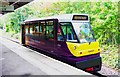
[0,36,94,75]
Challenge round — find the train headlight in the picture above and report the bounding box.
[76,52,79,55]
[73,46,76,50]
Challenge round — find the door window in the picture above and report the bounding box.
[57,26,64,41]
[60,22,78,42]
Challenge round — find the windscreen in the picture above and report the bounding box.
[72,22,95,43]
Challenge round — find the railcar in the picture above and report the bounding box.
[20,14,102,72]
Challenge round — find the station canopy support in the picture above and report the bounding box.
[0,0,34,15]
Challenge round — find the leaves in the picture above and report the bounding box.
[0,1,119,45]
[0,1,119,70]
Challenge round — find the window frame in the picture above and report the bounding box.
[72,22,96,43]
[24,19,58,40]
[57,23,65,41]
[59,22,79,43]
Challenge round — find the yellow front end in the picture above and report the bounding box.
[66,41,101,57]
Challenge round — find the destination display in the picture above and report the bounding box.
[72,15,88,20]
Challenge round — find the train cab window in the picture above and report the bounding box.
[60,22,77,42]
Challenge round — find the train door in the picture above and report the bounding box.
[24,25,30,45]
[21,24,25,45]
[42,20,57,52]
[55,25,68,56]
[55,23,75,57]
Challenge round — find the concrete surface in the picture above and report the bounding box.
[1,43,47,75]
[0,42,2,76]
[0,37,92,75]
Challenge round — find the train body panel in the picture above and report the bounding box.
[25,34,73,57]
[66,41,100,57]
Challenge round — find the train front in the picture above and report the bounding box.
[61,15,102,72]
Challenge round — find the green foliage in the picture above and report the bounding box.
[0,1,119,45]
[0,1,118,44]
[0,2,118,44]
[0,1,119,70]
[101,45,119,70]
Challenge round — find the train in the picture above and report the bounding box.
[20,14,102,72]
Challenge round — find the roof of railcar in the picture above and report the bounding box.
[24,14,89,23]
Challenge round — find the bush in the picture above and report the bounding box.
[101,45,119,70]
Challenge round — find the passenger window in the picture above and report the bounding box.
[46,26,54,40]
[25,27,28,34]
[57,26,64,41]
[45,21,54,40]
[30,26,33,34]
[35,25,39,33]
[39,25,42,32]
[40,22,45,34]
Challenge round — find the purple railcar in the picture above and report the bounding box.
[20,14,102,72]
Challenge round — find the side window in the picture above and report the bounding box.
[25,26,29,34]
[35,22,41,33]
[40,22,45,34]
[25,22,45,35]
[61,26,77,40]
[46,26,54,39]
[57,26,64,41]
[35,25,39,33]
[29,23,39,34]
[45,21,54,40]
[39,25,42,33]
[60,22,77,42]
[30,26,33,34]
